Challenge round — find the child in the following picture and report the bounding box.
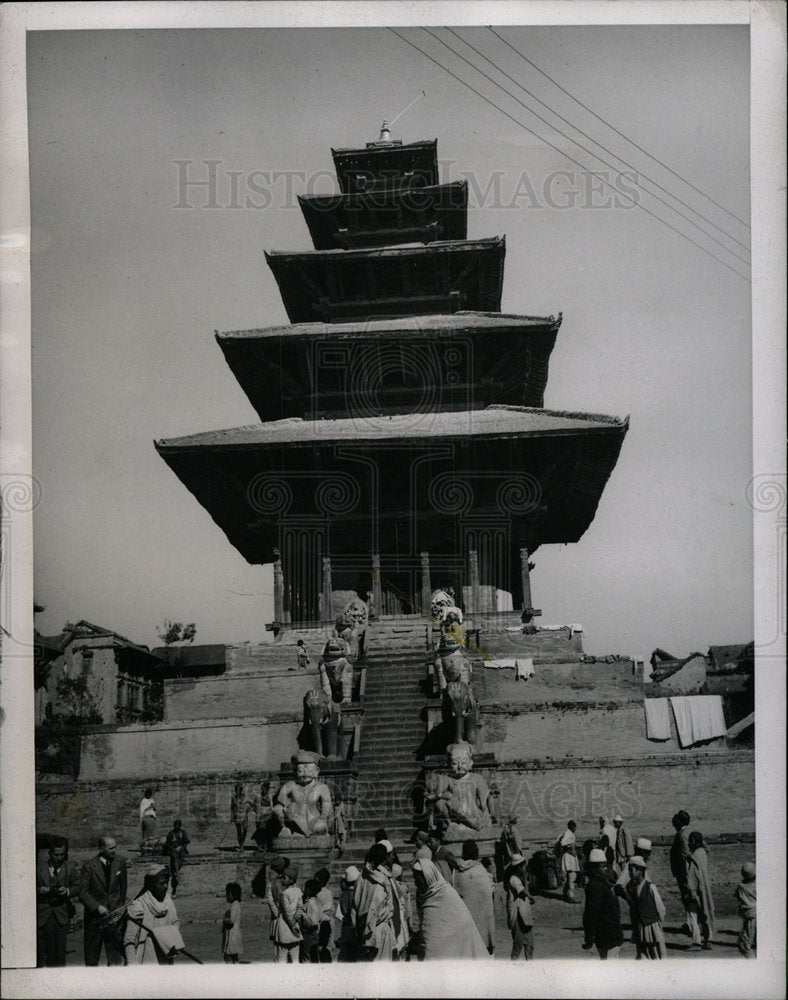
[222,882,243,963]
[625,856,666,959]
[296,640,311,669]
[734,861,756,958]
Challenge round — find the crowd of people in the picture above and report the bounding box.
[36,810,756,966]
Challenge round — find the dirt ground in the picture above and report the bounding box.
[61,883,750,966]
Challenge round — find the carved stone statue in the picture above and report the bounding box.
[273,749,333,838]
[443,679,480,748]
[433,628,470,693]
[333,597,367,662]
[319,637,354,704]
[430,589,453,622]
[302,687,343,759]
[428,741,491,837]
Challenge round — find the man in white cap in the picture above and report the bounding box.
[613,814,635,873]
[582,848,623,959]
[124,864,182,964]
[615,838,651,897]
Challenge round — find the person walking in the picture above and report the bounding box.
[221,882,243,963]
[123,865,182,965]
[271,863,303,963]
[412,859,489,960]
[36,836,79,967]
[734,861,756,958]
[685,831,715,951]
[557,820,581,902]
[353,844,395,961]
[503,853,536,960]
[582,848,624,959]
[454,840,495,955]
[163,819,190,897]
[78,835,128,966]
[625,856,666,960]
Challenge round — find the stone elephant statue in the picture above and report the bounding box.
[442,679,480,748]
[302,687,343,760]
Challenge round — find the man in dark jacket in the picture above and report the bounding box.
[582,848,624,959]
[77,835,128,965]
[36,835,80,967]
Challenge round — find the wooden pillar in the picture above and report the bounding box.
[469,549,480,615]
[519,547,533,611]
[273,549,284,623]
[321,556,333,622]
[420,552,432,616]
[371,554,382,620]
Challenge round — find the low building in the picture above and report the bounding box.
[35,620,165,725]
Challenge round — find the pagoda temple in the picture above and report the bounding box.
[38,126,753,929]
[155,124,629,627]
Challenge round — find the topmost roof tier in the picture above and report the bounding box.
[331,136,439,194]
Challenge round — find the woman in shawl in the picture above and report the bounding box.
[353,844,396,961]
[625,856,666,960]
[412,859,489,960]
[686,831,715,951]
[454,840,495,955]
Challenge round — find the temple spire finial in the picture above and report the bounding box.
[378,120,392,143]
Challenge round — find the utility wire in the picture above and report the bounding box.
[488,25,750,231]
[425,27,750,267]
[386,28,750,283]
[447,27,750,256]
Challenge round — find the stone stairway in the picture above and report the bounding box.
[329,619,434,880]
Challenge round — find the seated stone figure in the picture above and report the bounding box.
[430,589,454,623]
[429,741,492,838]
[272,749,333,838]
[319,637,354,704]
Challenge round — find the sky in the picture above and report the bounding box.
[27,24,753,656]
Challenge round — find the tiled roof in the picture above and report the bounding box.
[217,311,562,342]
[156,405,627,450]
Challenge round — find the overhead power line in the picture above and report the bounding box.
[387,28,750,284]
[488,25,750,231]
[446,27,750,256]
[424,27,750,267]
